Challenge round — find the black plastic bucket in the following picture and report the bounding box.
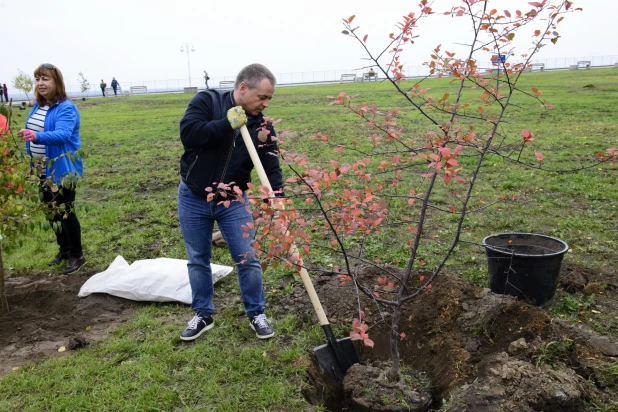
[482,233,568,306]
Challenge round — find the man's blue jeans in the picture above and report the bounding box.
[178,180,265,317]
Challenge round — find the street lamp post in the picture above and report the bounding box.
[180,42,195,87]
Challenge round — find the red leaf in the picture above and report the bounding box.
[363,338,375,348]
[535,152,544,162]
[521,129,534,143]
[362,34,368,43]
[348,15,356,23]
[350,332,363,341]
[400,332,406,341]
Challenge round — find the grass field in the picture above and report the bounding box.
[1,68,617,410]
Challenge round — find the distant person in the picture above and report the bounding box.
[204,70,210,89]
[111,77,120,96]
[177,63,283,341]
[100,79,106,97]
[2,84,7,102]
[17,63,86,274]
[0,82,3,103]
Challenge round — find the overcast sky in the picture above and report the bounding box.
[1,0,613,88]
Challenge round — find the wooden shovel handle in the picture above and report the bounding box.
[240,125,329,326]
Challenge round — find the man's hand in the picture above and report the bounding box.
[17,129,37,142]
[227,106,247,130]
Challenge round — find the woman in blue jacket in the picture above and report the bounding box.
[17,63,86,274]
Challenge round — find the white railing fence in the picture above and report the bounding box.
[4,55,617,102]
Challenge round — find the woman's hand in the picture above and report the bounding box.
[17,129,37,142]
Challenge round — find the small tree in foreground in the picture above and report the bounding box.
[0,106,41,313]
[12,69,34,103]
[241,0,616,380]
[0,106,77,313]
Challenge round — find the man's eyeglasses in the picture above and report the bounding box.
[41,64,56,71]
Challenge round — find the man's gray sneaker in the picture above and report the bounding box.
[180,314,214,341]
[249,313,274,339]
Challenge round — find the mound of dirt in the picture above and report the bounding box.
[0,272,137,376]
[279,264,618,411]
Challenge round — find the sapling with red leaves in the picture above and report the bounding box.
[243,0,616,380]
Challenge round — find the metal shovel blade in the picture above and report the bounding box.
[314,335,359,381]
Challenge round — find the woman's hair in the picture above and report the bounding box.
[235,63,277,90]
[34,64,68,106]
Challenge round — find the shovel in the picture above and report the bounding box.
[240,125,359,381]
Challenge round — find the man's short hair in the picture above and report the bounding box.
[235,63,276,90]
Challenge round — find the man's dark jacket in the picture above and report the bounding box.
[179,90,283,198]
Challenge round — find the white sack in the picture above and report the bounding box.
[78,256,233,304]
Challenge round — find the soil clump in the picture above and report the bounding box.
[282,263,618,411]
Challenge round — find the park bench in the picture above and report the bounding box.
[219,80,235,89]
[570,61,591,70]
[340,74,356,83]
[130,85,148,95]
[104,87,122,96]
[362,72,378,81]
[524,63,545,72]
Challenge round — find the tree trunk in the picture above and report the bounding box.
[0,248,8,313]
[388,304,402,380]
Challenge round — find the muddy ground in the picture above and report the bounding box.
[284,262,618,411]
[0,270,138,376]
[1,262,617,411]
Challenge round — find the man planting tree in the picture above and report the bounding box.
[177,63,283,341]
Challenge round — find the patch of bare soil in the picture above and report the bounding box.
[0,271,137,377]
[277,263,618,411]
